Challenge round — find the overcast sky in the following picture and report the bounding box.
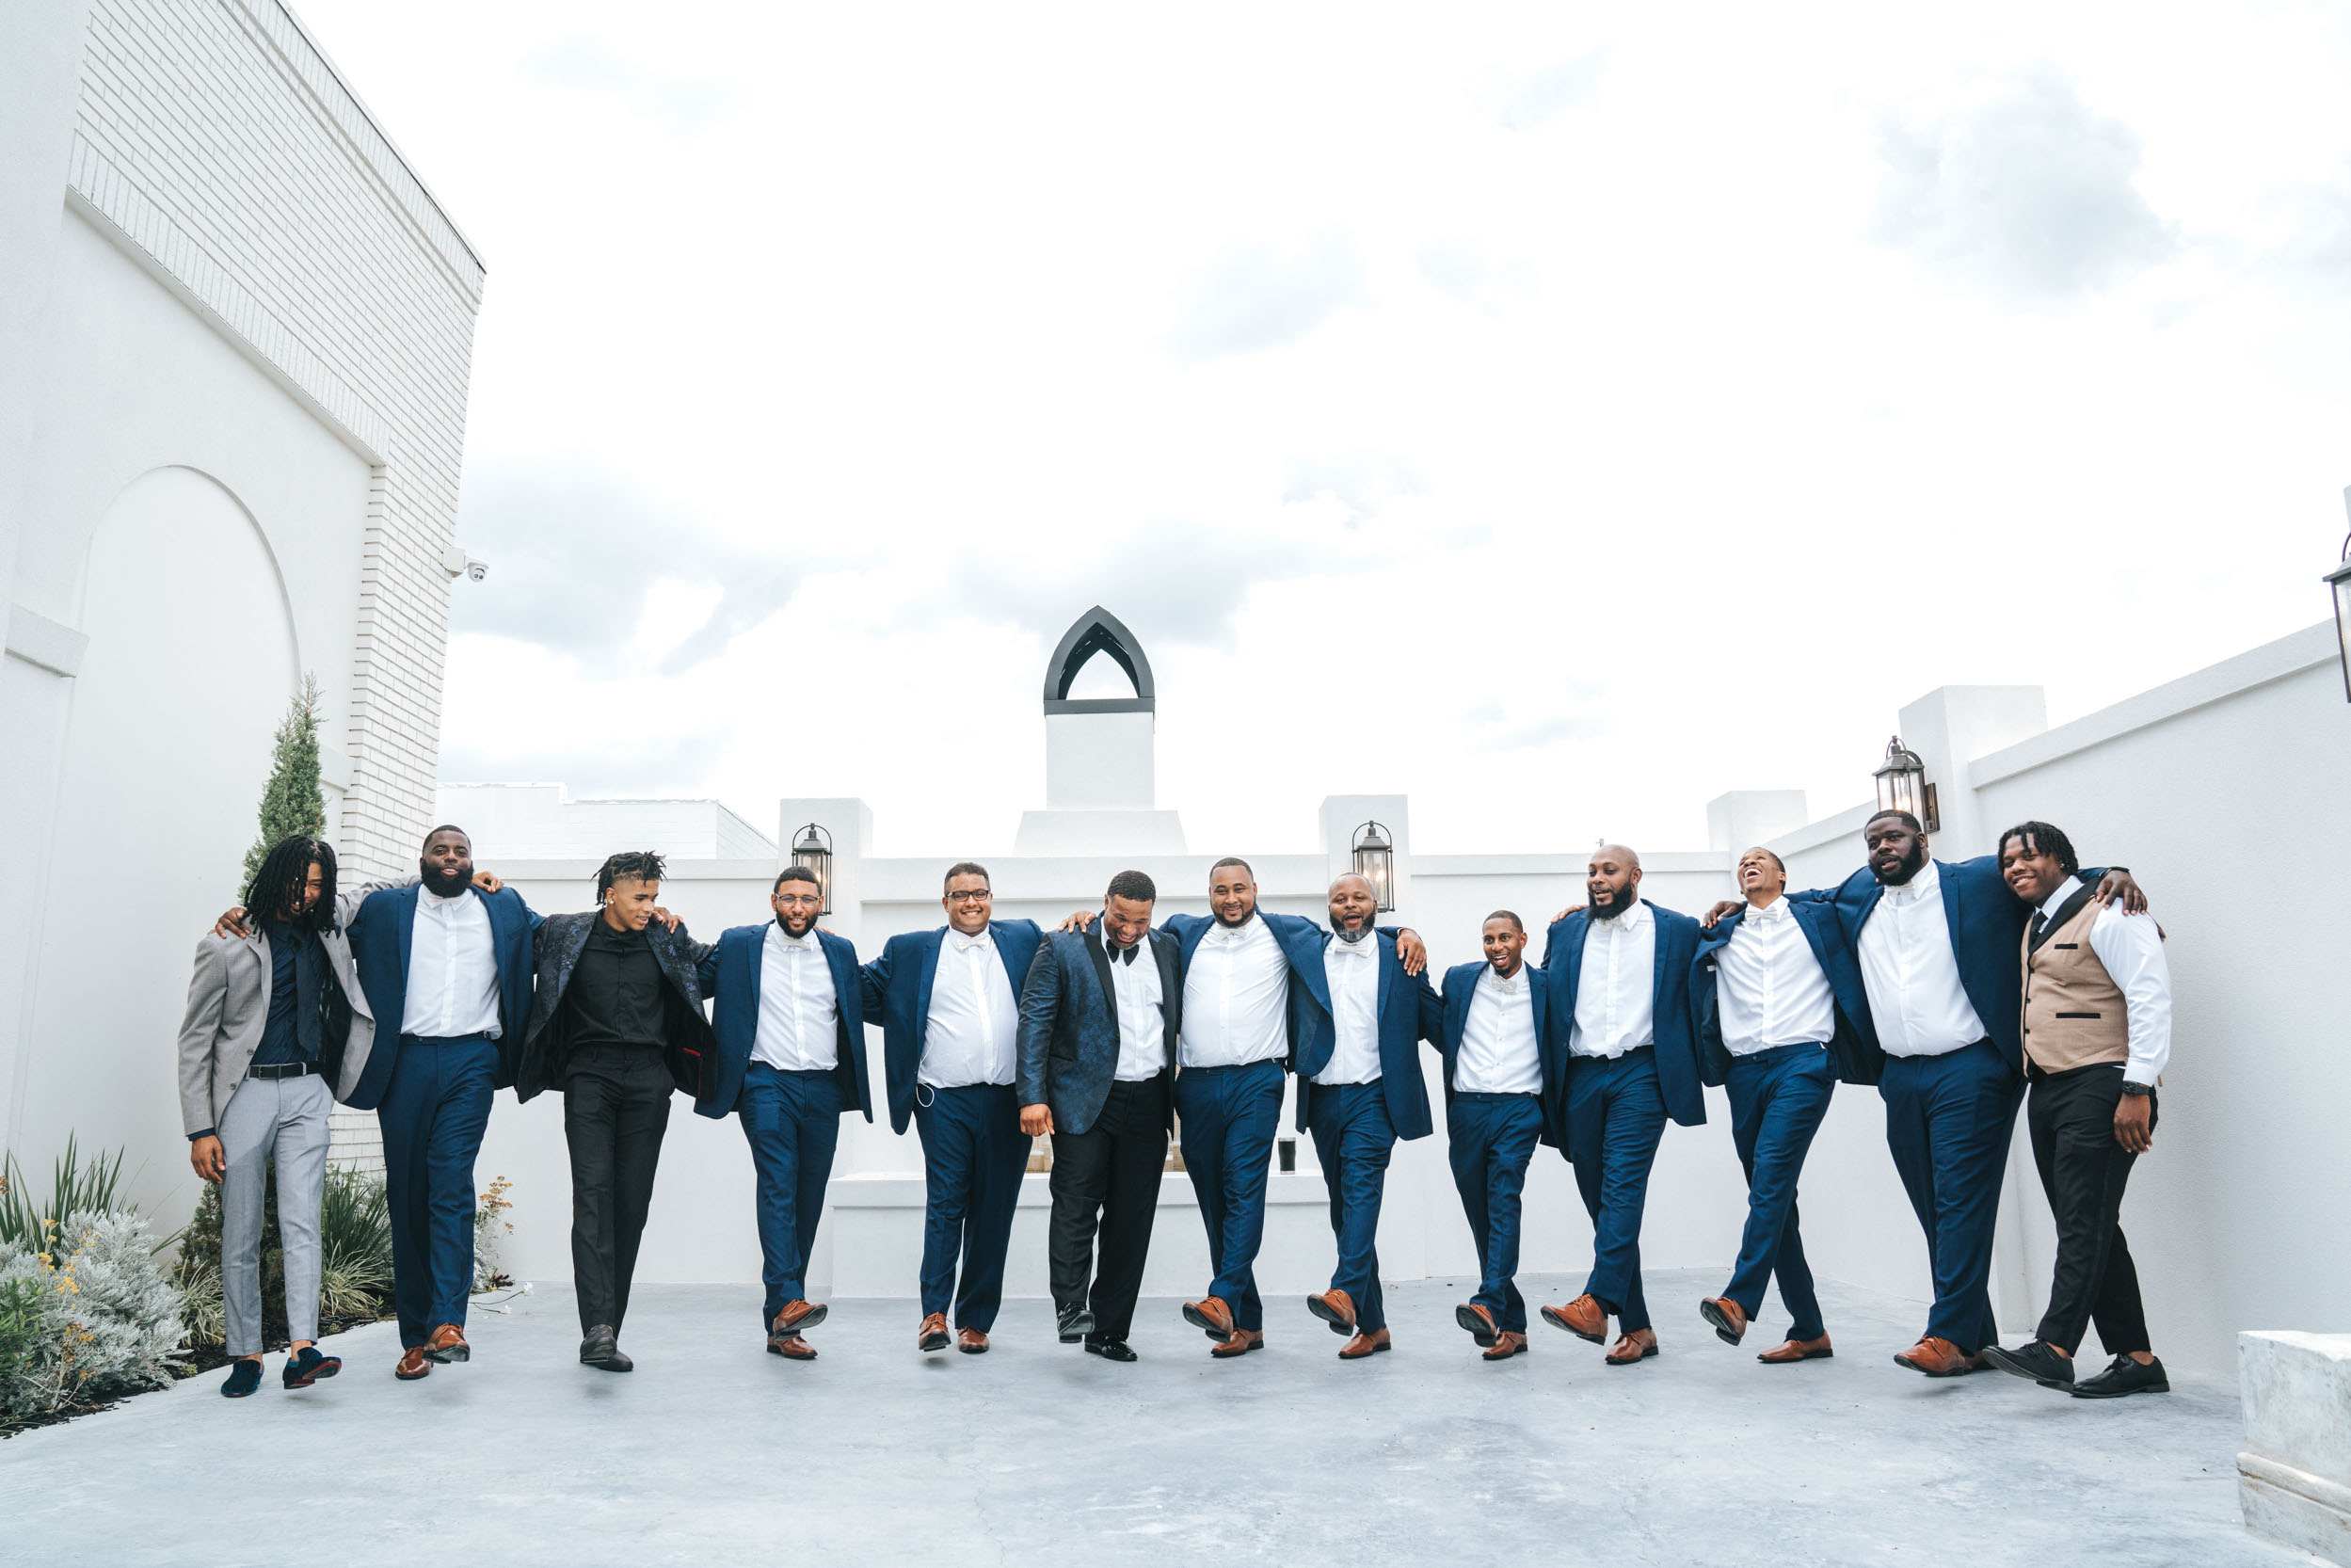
[301,0,2351,858]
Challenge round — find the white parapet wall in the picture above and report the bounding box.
[2238,1331,2351,1564]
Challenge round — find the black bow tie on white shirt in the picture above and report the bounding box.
[1111,941,1140,965]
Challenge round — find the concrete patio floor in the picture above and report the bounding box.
[0,1269,2285,1567]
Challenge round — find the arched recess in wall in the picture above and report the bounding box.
[1043,605,1156,712]
[22,466,300,1192]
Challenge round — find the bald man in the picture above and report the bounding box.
[1536,846,1707,1365]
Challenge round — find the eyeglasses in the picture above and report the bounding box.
[946,889,993,904]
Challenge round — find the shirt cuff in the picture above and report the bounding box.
[188,1128,216,1142]
[2120,1067,2157,1089]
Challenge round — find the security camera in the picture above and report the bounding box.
[466,559,488,583]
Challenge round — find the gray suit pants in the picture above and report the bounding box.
[219,1072,332,1355]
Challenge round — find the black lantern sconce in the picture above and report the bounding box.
[791,823,835,916]
[1872,736,1940,833]
[1351,820,1397,912]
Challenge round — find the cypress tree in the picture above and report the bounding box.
[240,674,327,893]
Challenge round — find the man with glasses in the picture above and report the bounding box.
[696,867,875,1360]
[860,863,1044,1355]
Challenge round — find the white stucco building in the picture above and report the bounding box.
[0,0,484,1192]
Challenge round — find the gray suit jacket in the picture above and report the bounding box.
[175,925,376,1136]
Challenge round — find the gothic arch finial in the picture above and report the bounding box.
[1043,605,1156,714]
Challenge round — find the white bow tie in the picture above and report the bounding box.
[952,932,992,952]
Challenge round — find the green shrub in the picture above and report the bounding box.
[0,1211,186,1421]
[0,1138,124,1252]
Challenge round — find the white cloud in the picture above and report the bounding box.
[1169,232,1366,360]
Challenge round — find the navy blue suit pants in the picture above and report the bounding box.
[1879,1038,2021,1354]
[741,1065,842,1328]
[1565,1049,1669,1334]
[1174,1060,1285,1332]
[378,1032,497,1348]
[912,1082,1030,1332]
[1720,1043,1836,1341]
[1305,1082,1396,1332]
[1447,1092,1543,1334]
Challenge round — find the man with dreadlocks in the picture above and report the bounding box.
[517,851,716,1372]
[177,834,377,1398]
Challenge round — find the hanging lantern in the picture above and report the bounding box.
[791,823,835,915]
[1351,820,1397,912]
[1872,736,1939,833]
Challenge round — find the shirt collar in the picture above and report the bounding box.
[1207,913,1260,944]
[1746,894,1788,923]
[949,925,994,952]
[419,883,470,909]
[2037,874,2085,920]
[1593,897,1650,935]
[1482,962,1527,993]
[1884,858,1941,904]
[1327,930,1376,957]
[771,921,820,951]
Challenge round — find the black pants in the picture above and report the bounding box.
[1048,1074,1169,1342]
[2026,1062,2153,1355]
[564,1044,675,1335]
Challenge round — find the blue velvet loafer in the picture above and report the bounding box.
[282,1346,342,1388]
[220,1358,263,1398]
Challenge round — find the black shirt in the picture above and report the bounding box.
[252,920,324,1067]
[565,921,664,1050]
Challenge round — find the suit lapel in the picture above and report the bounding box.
[1177,917,1210,968]
[1084,928,1118,1022]
[1277,916,1334,1016]
[916,928,944,1053]
[1374,941,1395,1022]
[1936,860,1964,950]
[2030,884,2098,952]
[1645,901,1669,1003]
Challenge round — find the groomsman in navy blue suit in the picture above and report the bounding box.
[342,827,537,1381]
[1690,846,1877,1366]
[1433,913,1566,1361]
[1538,845,1706,1367]
[859,862,1042,1355]
[1292,873,1443,1360]
[1770,811,2141,1377]
[696,866,875,1361]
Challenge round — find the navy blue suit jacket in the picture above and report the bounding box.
[1791,856,2097,1079]
[1289,936,1443,1141]
[1433,961,1570,1146]
[344,884,538,1109]
[694,923,875,1122]
[1016,927,1182,1137]
[858,920,1044,1136]
[1538,901,1708,1129]
[1692,900,1881,1086]
[1159,910,1333,1060]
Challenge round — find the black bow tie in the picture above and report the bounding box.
[1111,941,1139,965]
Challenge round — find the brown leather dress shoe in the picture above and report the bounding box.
[773,1299,828,1336]
[1757,1335,1834,1364]
[1337,1327,1390,1360]
[1183,1296,1237,1341]
[1455,1302,1499,1347]
[1893,1336,1978,1377]
[919,1312,951,1352]
[1700,1297,1748,1345]
[767,1333,817,1361]
[1605,1330,1659,1365]
[1307,1288,1357,1335]
[394,1345,432,1381]
[1541,1293,1608,1343]
[1482,1330,1529,1361]
[424,1323,470,1364]
[956,1328,989,1354]
[1209,1328,1264,1358]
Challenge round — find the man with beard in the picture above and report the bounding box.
[344,826,539,1380]
[1715,812,2145,1376]
[1432,912,1566,1362]
[1063,860,1424,1359]
[179,835,376,1397]
[858,862,1044,1355]
[695,865,875,1361]
[1292,873,1444,1359]
[1019,871,1182,1362]
[1537,845,1706,1366]
[1688,846,1876,1366]
[516,851,715,1373]
[1977,822,2172,1400]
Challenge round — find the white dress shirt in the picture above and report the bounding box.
[1106,939,1168,1080]
[1855,859,1988,1058]
[1178,913,1290,1068]
[402,885,503,1039]
[1314,932,1383,1086]
[920,926,1019,1089]
[2035,876,2173,1085]
[754,923,840,1071]
[1716,895,1839,1055]
[1571,899,1657,1059]
[1456,963,1543,1095]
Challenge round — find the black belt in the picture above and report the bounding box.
[248,1061,318,1080]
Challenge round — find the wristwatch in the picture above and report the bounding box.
[2119,1080,2152,1096]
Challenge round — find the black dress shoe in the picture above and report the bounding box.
[1979,1339,2074,1388]
[1057,1304,1096,1344]
[1082,1336,1137,1362]
[2072,1353,2168,1399]
[581,1325,631,1371]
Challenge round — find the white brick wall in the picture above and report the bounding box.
[67,0,484,884]
[62,0,485,1174]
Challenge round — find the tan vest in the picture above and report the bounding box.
[2020,894,2129,1073]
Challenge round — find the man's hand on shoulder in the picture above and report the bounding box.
[2089,868,2147,915]
[1549,904,1586,926]
[1393,929,1428,977]
[651,905,683,932]
[212,907,251,939]
[1700,900,1739,930]
[1059,909,1096,933]
[472,871,504,894]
